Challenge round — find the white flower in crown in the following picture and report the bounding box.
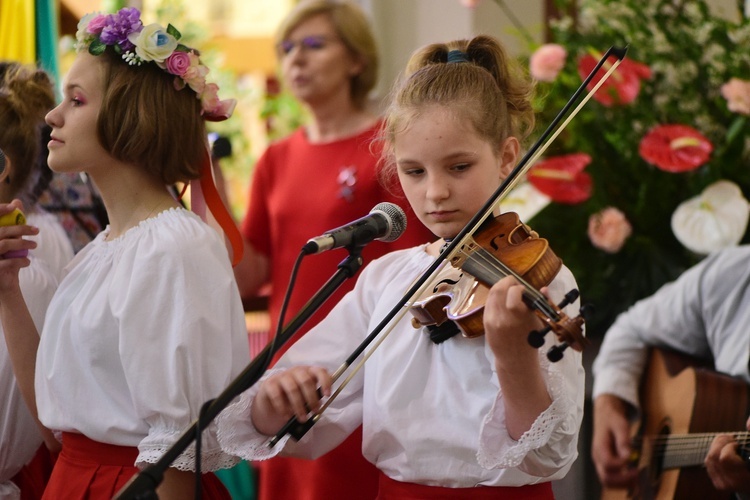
[128,23,178,64]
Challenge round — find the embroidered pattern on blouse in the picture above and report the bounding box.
[476,351,573,469]
[137,427,241,472]
[216,368,290,460]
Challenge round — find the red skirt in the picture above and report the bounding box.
[377,472,554,500]
[42,432,230,500]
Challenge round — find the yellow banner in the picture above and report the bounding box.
[0,0,36,63]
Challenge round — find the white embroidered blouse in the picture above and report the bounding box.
[35,208,249,471]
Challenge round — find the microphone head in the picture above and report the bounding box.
[370,202,407,242]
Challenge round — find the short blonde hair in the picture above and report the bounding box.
[276,0,379,109]
[379,35,535,187]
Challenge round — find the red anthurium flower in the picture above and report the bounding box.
[528,153,593,205]
[578,53,651,106]
[638,124,713,172]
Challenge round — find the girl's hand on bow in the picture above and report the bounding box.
[251,365,333,436]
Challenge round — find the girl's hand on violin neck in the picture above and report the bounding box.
[251,365,332,436]
[483,276,544,368]
[0,201,37,296]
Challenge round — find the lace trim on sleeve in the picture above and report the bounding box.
[477,354,572,469]
[136,425,240,472]
[215,372,289,462]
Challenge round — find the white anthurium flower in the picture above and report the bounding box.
[498,181,551,223]
[671,180,750,254]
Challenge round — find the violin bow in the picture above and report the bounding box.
[269,45,629,445]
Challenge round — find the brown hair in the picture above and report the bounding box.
[0,62,55,203]
[380,35,535,185]
[96,49,207,185]
[276,0,379,109]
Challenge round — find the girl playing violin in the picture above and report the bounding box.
[218,34,585,499]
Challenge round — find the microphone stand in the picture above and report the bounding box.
[114,246,367,500]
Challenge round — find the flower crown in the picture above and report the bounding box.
[75,7,236,122]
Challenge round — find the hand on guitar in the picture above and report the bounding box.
[704,415,750,493]
[591,394,639,489]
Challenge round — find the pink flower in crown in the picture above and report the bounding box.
[200,83,220,113]
[182,52,209,94]
[86,14,108,35]
[166,51,191,76]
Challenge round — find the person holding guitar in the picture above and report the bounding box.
[591,245,750,497]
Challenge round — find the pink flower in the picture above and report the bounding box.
[459,0,482,7]
[200,83,220,112]
[165,51,191,76]
[86,14,108,35]
[588,207,632,253]
[720,78,750,115]
[182,52,209,94]
[530,44,567,82]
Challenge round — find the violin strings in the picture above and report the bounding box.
[464,246,557,318]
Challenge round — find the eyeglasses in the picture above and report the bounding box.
[277,35,339,56]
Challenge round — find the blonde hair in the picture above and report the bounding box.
[276,0,379,109]
[380,35,535,186]
[0,62,55,203]
[97,50,207,185]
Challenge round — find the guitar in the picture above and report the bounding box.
[601,348,750,500]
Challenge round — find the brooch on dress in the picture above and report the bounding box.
[337,165,357,202]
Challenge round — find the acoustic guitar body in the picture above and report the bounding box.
[601,348,750,500]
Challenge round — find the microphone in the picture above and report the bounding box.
[302,202,407,255]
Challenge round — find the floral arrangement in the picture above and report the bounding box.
[75,7,235,121]
[473,0,750,335]
[523,0,750,335]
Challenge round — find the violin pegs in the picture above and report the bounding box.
[527,325,551,348]
[579,303,595,321]
[557,289,580,309]
[546,341,569,362]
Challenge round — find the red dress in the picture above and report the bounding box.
[242,123,434,500]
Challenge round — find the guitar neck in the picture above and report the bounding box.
[653,431,750,469]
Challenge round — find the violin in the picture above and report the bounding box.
[410,211,588,360]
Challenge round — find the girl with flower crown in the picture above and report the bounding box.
[216,34,585,499]
[0,8,248,499]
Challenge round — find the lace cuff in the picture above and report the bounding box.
[137,424,240,472]
[477,354,571,469]
[215,377,289,461]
